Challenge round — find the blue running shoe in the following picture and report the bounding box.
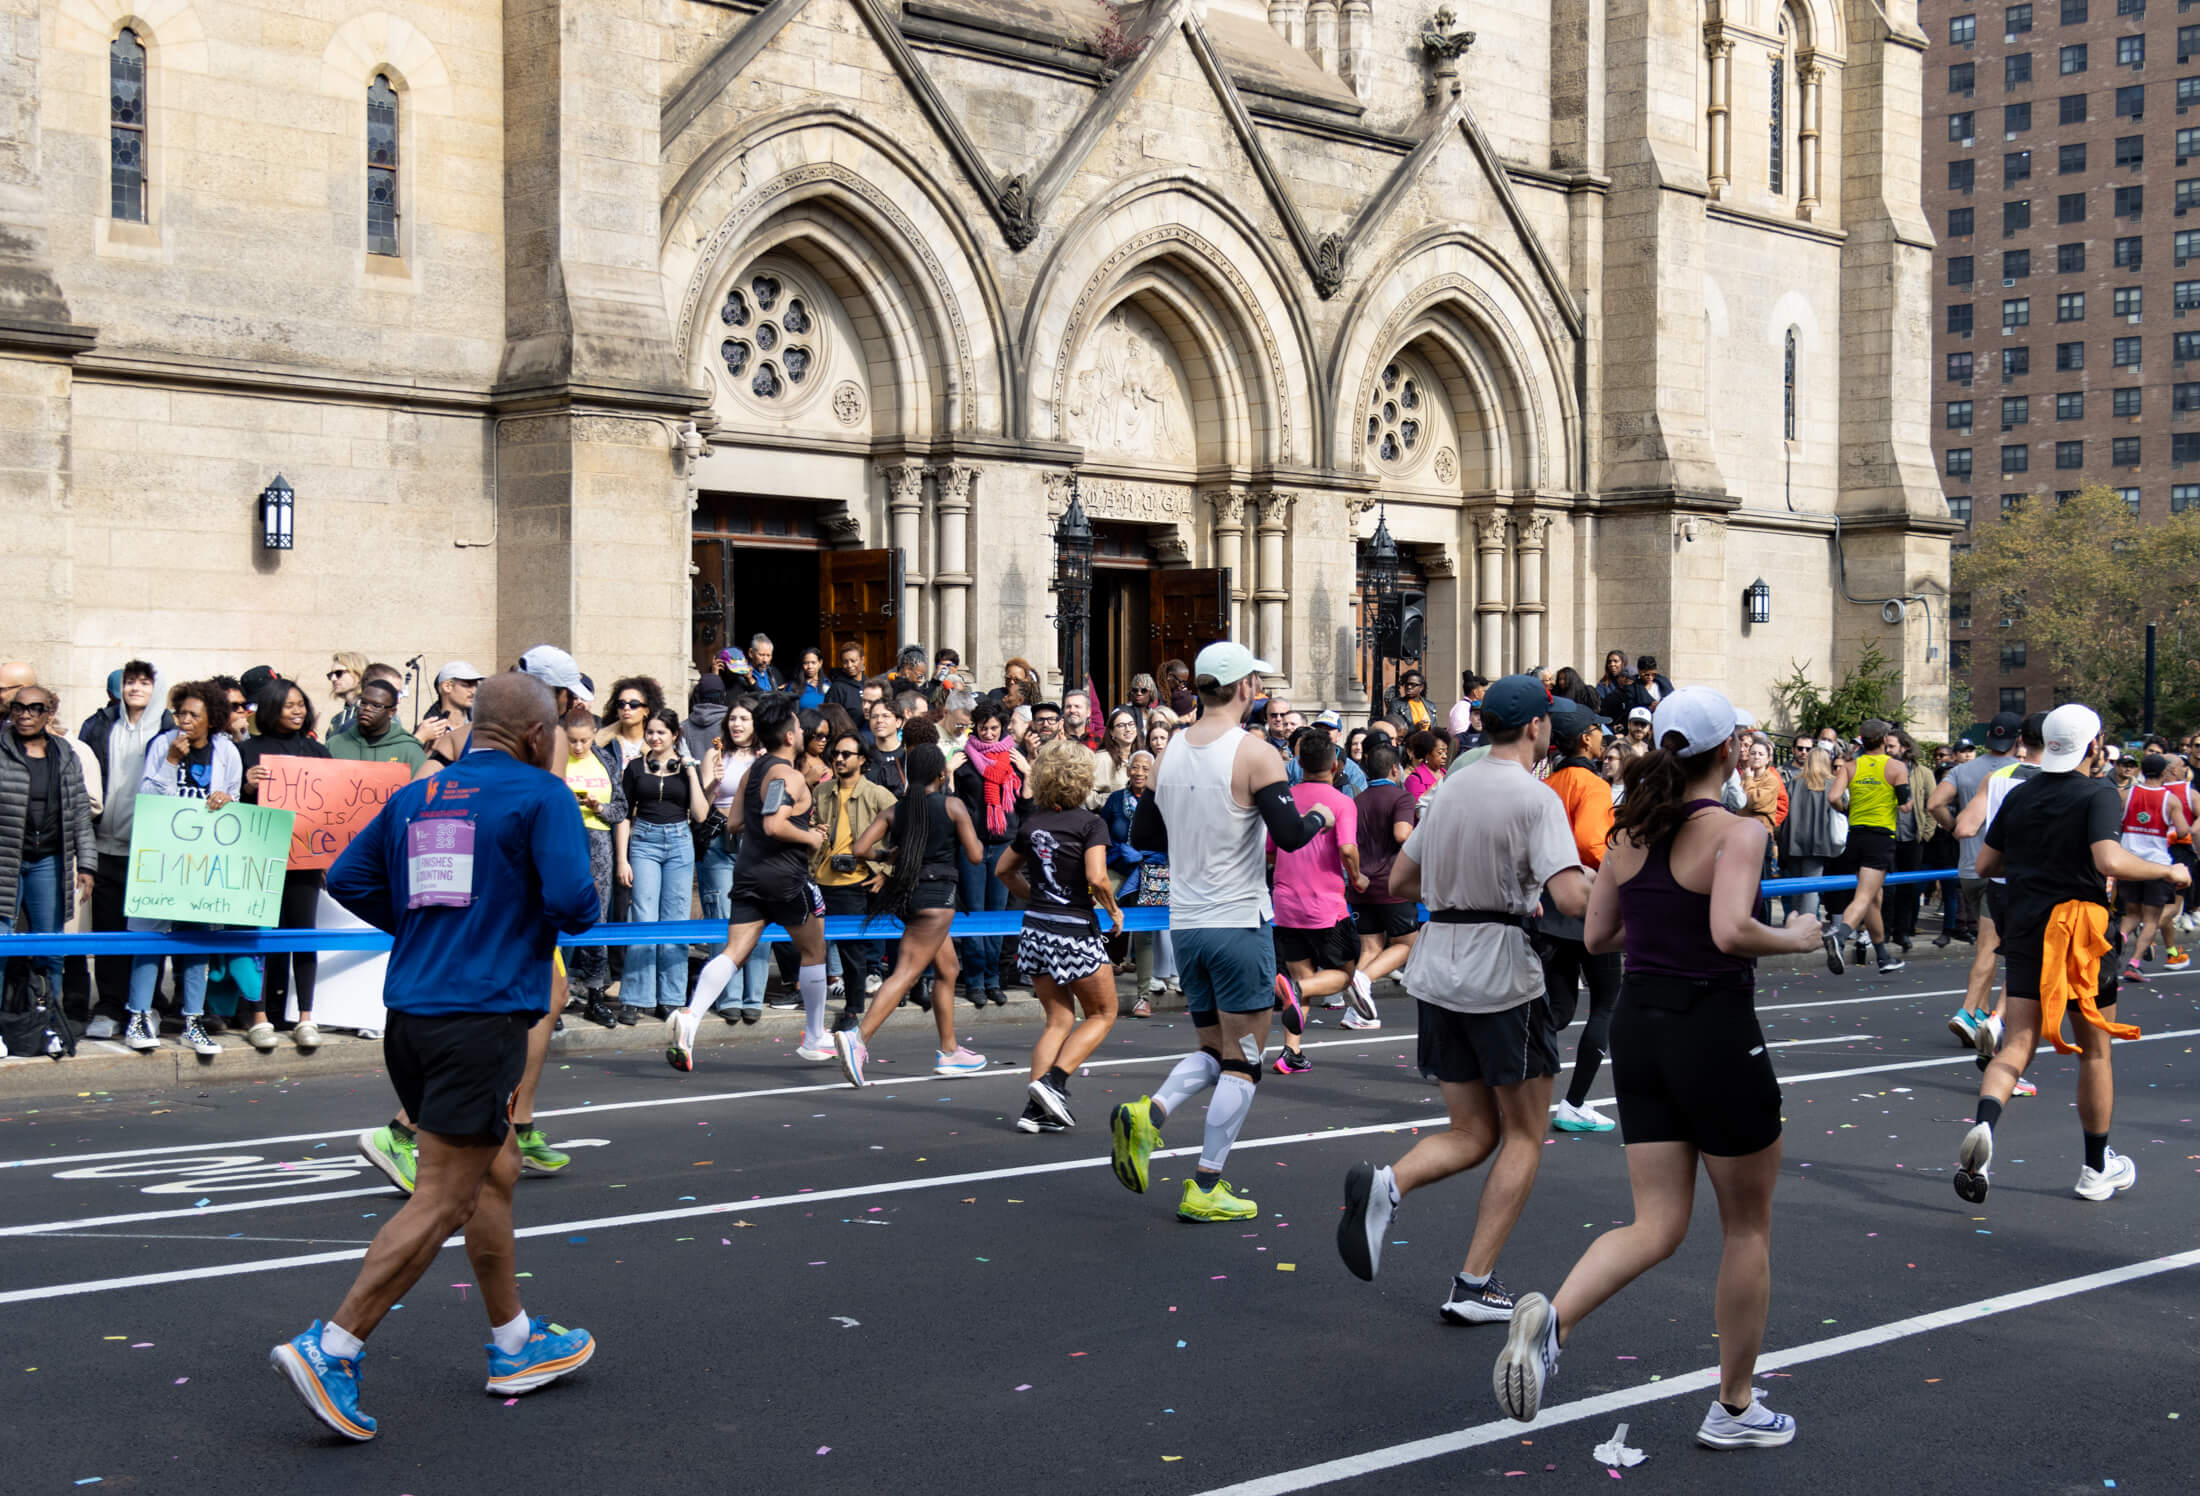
[270,1322,376,1441]
[484,1317,596,1395]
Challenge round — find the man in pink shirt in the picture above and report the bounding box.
[1270,733,1365,1073]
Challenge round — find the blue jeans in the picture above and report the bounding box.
[623,819,695,1011]
[129,946,209,1016]
[17,855,65,994]
[698,836,768,1010]
[956,842,1009,989]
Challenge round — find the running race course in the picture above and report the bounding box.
[2,954,2195,1493]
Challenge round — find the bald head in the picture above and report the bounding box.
[0,661,35,709]
[470,671,558,770]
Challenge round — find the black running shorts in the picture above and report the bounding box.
[1608,977,1781,1157]
[1351,901,1419,941]
[2118,875,2174,910]
[726,875,824,930]
[1415,997,1559,1089]
[1848,827,1896,873]
[1274,917,1360,972]
[384,1010,534,1143]
[2002,921,2122,1006]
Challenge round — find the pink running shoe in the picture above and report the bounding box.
[1275,972,1305,1037]
[934,1047,987,1076]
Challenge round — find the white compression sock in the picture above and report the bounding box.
[490,1309,531,1356]
[687,953,737,1013]
[1153,1049,1221,1125]
[799,963,829,1050]
[1199,1072,1256,1173]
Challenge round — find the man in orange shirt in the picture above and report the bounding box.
[1534,700,1618,1133]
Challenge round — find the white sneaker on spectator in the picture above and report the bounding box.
[123,1011,158,1052]
[1147,979,1166,995]
[864,973,883,996]
[293,1020,321,1052]
[182,1017,221,1057]
[84,1015,117,1040]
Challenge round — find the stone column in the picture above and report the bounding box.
[1420,547,1463,716]
[1207,486,1251,641]
[1705,27,1735,201]
[1339,0,1374,98]
[1797,58,1824,220]
[1256,491,1292,670]
[1268,0,1306,48]
[1474,511,1508,678]
[931,464,975,665]
[884,460,926,648]
[1305,0,1338,73]
[1514,514,1550,671]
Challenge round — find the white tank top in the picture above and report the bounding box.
[1981,763,2040,885]
[1153,726,1272,929]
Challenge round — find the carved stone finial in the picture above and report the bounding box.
[1421,6,1475,67]
[1312,232,1348,299]
[998,174,1039,251]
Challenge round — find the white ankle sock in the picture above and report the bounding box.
[799,963,829,1050]
[490,1309,531,1356]
[688,953,736,1012]
[319,1322,364,1360]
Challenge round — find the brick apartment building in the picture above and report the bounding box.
[1924,0,2200,726]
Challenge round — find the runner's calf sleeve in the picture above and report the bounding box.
[688,954,737,1013]
[799,963,829,1051]
[1153,1048,1222,1122]
[1199,1072,1257,1173]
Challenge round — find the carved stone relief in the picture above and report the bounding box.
[1065,306,1195,465]
[1078,478,1196,522]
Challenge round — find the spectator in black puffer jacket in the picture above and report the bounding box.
[0,681,98,1009]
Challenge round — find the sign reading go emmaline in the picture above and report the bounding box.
[124,798,296,927]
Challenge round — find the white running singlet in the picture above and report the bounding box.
[1153,725,1271,929]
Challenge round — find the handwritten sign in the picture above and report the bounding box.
[257,757,411,869]
[123,798,295,927]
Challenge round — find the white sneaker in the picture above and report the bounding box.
[1953,1121,1993,1204]
[833,1029,867,1087]
[2074,1147,2137,1201]
[795,1041,837,1062]
[1340,1010,1382,1030]
[1147,979,1166,996]
[1972,1012,2004,1065]
[246,1021,278,1052]
[123,1011,159,1052]
[1335,1161,1395,1280]
[292,1020,321,1052]
[182,1017,221,1057]
[1552,1100,1616,1133]
[1492,1290,1561,1422]
[84,1015,118,1040]
[1346,969,1378,1021]
[863,973,883,996]
[1696,1390,1797,1448]
[934,1047,986,1075]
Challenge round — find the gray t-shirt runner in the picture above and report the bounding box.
[1944,749,2017,878]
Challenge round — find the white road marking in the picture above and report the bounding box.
[1188,1247,2200,1496]
[5,1029,2195,1304]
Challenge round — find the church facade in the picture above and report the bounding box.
[2,0,1954,730]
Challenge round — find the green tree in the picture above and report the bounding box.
[1772,641,1910,739]
[1954,485,2200,737]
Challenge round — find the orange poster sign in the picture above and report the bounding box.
[258,756,412,870]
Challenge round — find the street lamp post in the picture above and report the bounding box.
[1054,478,1095,697]
[1358,505,1400,725]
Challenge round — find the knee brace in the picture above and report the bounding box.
[1200,1043,1224,1067]
[1219,1055,1263,1084]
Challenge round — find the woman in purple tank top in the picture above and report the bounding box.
[1493,689,1824,1454]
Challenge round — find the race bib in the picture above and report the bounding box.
[407,816,476,909]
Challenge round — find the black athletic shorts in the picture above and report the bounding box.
[1415,997,1559,1089]
[727,874,824,930]
[2118,875,2174,910]
[1351,901,1419,941]
[1274,917,1359,972]
[1608,976,1781,1157]
[2172,843,2197,872]
[2002,921,2123,1005]
[911,876,958,913]
[1848,827,1896,873]
[384,1009,534,1143]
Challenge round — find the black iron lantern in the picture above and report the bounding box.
[1365,507,1401,598]
[1745,576,1771,625]
[259,474,294,551]
[1054,477,1095,690]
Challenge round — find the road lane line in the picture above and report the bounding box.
[1188,1247,2200,1496]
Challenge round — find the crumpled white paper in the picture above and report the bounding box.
[1594,1422,1646,1468]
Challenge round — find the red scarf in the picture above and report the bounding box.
[965,735,1021,837]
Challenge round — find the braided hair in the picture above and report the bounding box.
[867,742,949,926]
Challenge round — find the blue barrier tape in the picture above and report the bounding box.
[0,869,1960,957]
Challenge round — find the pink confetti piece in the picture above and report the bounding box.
[816,1446,831,1455]
[504,1398,518,1407]
[173,1378,188,1385]
[1015,1384,1032,1391]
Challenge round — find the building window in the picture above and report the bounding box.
[2061,43,2087,73]
[2061,142,2088,172]
[2175,431,2200,459]
[2061,91,2089,123]
[720,270,823,403]
[2006,249,2032,279]
[1951,206,1976,236]
[1951,303,1976,334]
[1951,350,1977,381]
[2057,291,2085,320]
[2113,435,2143,463]
[2001,443,2030,471]
[2116,134,2145,166]
[2114,285,2143,315]
[2063,0,2089,19]
[2184,74,2200,104]
[2117,83,2147,117]
[2003,395,2031,426]
[1951,110,1977,141]
[2001,644,2029,672]
[2009,2,2036,30]
[1954,593,1975,628]
[2058,391,2085,418]
[2005,149,2033,185]
[2005,346,2032,375]
[2114,385,2143,415]
[2011,53,2036,86]
[1953,12,1979,42]
[2180,282,2200,310]
[2002,493,2025,515]
[1952,256,1976,287]
[1952,61,1977,93]
[366,74,399,258]
[1952,159,1977,192]
[2114,184,2144,216]
[1783,326,1797,440]
[2184,24,2200,55]
[2058,191,2086,222]
[2000,687,2028,714]
[1949,399,1976,429]
[1949,448,1975,477]
[2056,340,2085,369]
[2179,179,2200,212]
[2178,330,2200,357]
[2176,379,2200,406]
[2057,438,2086,466]
[2119,35,2147,65]
[2005,297,2032,327]
[2121,0,2145,15]
[110,29,146,223]
[2114,334,2144,364]
[2058,241,2086,271]
[1950,494,1974,524]
[2114,235,2144,268]
[2006,200,2033,233]
[2180,126,2200,160]
[1771,18,1787,196]
[2115,486,2142,512]
[2173,483,2200,510]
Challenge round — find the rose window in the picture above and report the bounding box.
[719,271,820,406]
[1367,362,1426,469]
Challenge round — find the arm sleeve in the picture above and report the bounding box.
[1893,782,1912,806]
[1256,779,1326,852]
[1128,787,1170,853]
[326,799,399,934]
[533,783,604,934]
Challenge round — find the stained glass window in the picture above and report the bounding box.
[111,31,147,222]
[367,75,399,256]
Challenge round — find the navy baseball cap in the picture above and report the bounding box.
[1983,711,2021,748]
[1481,673,1553,730]
[1548,699,1611,738]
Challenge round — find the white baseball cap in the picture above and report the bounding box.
[2040,702,2101,773]
[435,660,485,686]
[1627,705,1654,724]
[518,644,591,703]
[1650,686,1739,757]
[1193,640,1274,689]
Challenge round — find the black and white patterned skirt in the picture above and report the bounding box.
[1016,924,1107,985]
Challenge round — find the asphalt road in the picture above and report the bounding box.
[2,955,2196,1494]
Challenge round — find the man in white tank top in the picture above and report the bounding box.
[1109,642,1337,1224]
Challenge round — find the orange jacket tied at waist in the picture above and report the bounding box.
[2038,900,2140,1055]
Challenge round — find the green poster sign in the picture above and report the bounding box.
[123,797,296,928]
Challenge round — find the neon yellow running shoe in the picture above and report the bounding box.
[358,1125,416,1195]
[1109,1096,1163,1194]
[515,1128,570,1174]
[1177,1177,1258,1222]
